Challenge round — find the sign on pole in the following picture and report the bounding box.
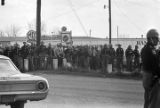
[27,30,36,43]
[61,31,72,45]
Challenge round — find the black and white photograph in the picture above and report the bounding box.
[0,0,160,108]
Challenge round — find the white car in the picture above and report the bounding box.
[0,55,49,108]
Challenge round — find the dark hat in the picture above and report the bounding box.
[23,42,26,44]
[116,44,121,46]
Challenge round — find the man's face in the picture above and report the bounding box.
[151,36,159,46]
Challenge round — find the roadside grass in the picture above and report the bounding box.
[29,67,142,80]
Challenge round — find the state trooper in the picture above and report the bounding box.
[141,29,160,108]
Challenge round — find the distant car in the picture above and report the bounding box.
[0,55,49,108]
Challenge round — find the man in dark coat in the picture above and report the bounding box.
[12,43,20,68]
[20,42,29,72]
[125,45,134,72]
[116,44,124,73]
[100,44,110,75]
[133,45,140,72]
[141,29,160,108]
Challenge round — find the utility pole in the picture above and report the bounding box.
[117,26,119,38]
[89,29,92,37]
[117,26,119,44]
[36,0,41,47]
[109,0,111,44]
[1,0,5,5]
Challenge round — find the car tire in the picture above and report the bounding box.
[10,101,25,108]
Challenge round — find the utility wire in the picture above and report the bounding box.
[53,0,99,20]
[113,0,143,32]
[67,0,89,36]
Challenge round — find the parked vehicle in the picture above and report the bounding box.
[0,55,49,108]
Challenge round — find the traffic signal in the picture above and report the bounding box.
[1,0,5,5]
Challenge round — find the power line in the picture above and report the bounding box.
[112,0,143,32]
[52,0,100,19]
[67,0,89,36]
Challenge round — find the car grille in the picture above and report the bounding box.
[0,81,36,92]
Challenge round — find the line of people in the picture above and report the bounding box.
[0,41,141,73]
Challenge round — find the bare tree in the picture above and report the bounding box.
[0,30,5,37]
[51,26,60,35]
[27,19,46,35]
[5,25,21,37]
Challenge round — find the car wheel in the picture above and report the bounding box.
[10,101,25,108]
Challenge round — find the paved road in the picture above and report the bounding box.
[1,72,144,108]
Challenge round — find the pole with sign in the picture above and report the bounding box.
[60,26,73,46]
[27,30,36,43]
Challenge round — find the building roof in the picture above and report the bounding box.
[0,36,146,42]
[0,37,26,42]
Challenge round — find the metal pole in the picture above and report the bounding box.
[1,0,5,5]
[36,0,41,47]
[109,0,111,44]
[89,29,91,37]
[117,26,119,44]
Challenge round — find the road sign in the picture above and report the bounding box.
[61,26,67,32]
[61,31,72,44]
[63,34,69,42]
[27,30,36,42]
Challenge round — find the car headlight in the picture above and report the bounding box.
[36,81,47,91]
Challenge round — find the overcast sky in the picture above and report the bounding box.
[0,0,160,38]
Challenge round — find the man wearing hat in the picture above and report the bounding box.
[141,29,160,108]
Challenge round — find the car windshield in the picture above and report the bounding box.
[0,59,19,72]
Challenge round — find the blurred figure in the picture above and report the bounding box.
[108,44,115,71]
[12,43,20,68]
[28,43,36,71]
[54,43,65,68]
[0,44,4,55]
[116,44,124,73]
[100,44,110,75]
[141,29,160,108]
[37,41,47,70]
[20,42,29,72]
[125,45,134,72]
[46,43,53,70]
[133,45,140,72]
[90,46,98,70]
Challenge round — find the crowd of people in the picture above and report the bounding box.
[1,29,160,108]
[0,41,142,73]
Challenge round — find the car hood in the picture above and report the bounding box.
[0,70,46,81]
